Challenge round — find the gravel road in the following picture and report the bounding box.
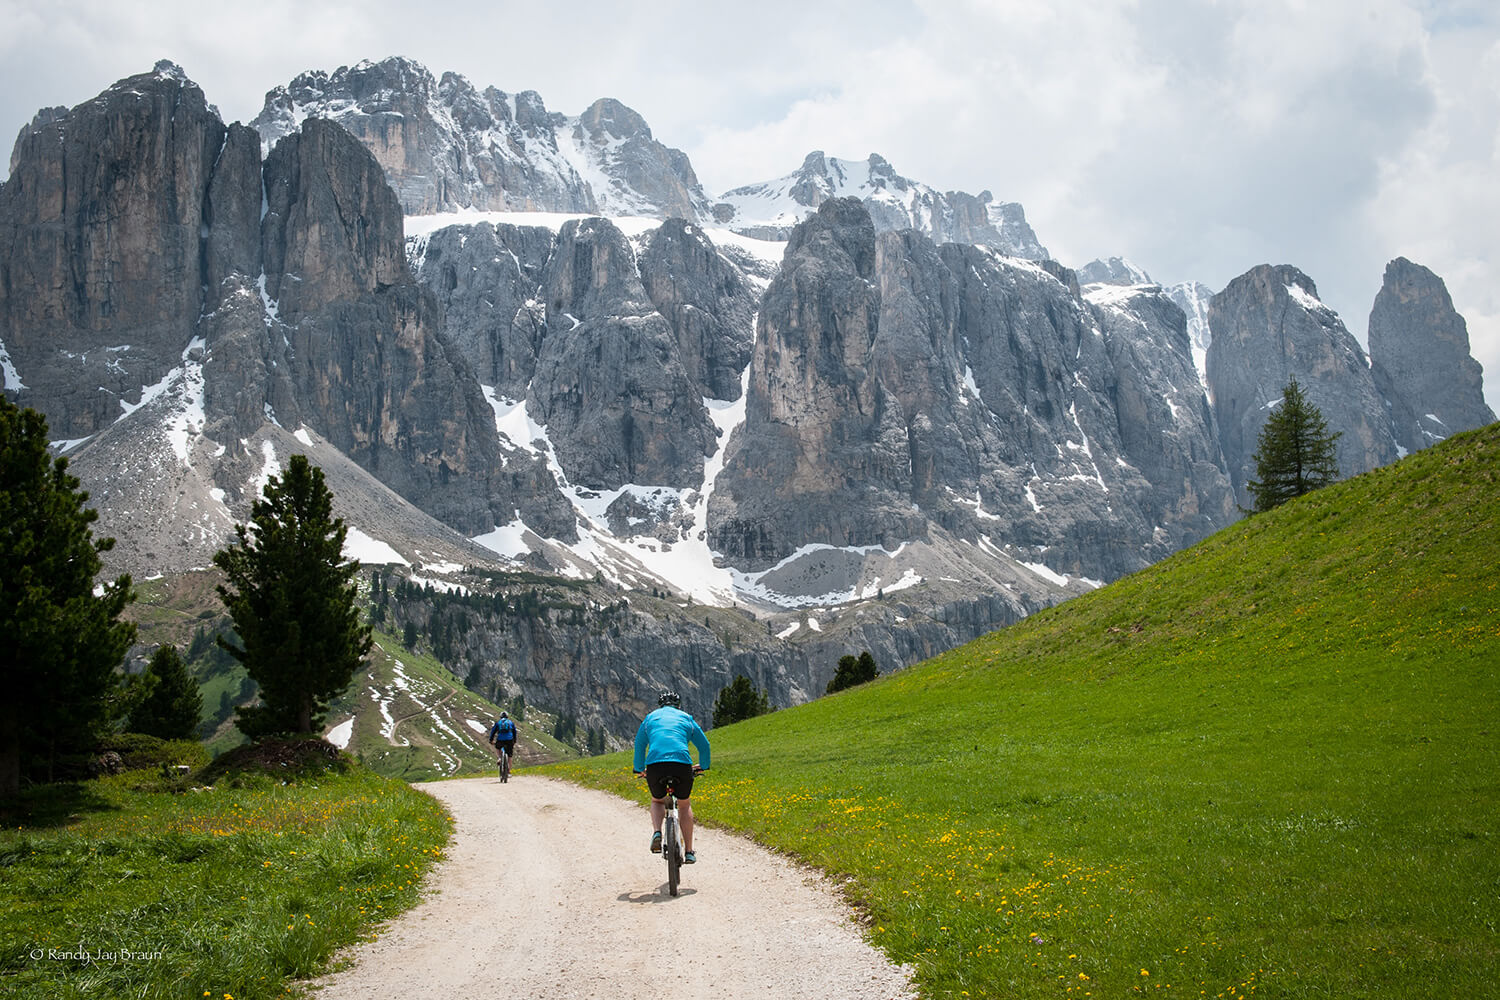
[309,775,917,1000]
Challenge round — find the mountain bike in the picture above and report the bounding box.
[644,768,702,896]
[498,745,511,783]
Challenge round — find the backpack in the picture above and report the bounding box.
[495,718,515,740]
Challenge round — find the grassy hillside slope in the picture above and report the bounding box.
[550,424,1499,999]
[321,630,579,780]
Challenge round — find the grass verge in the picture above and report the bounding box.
[0,763,450,999]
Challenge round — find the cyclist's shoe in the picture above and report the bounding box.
[684,851,697,864]
[650,831,662,854]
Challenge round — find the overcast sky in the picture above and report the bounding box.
[3,0,1497,407]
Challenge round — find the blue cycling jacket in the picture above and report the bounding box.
[632,706,710,772]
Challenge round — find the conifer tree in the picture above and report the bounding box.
[1247,378,1343,513]
[213,455,371,738]
[712,675,771,727]
[826,650,880,694]
[0,397,136,796]
[130,644,204,740]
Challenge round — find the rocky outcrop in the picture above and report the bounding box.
[406,220,556,400]
[219,117,542,537]
[253,57,711,220]
[1368,257,1496,454]
[1206,264,1398,505]
[527,217,717,490]
[709,198,920,564]
[1078,257,1153,286]
[410,213,758,494]
[1078,261,1214,380]
[708,198,1223,585]
[572,99,711,221]
[637,219,758,402]
[715,151,1049,259]
[1086,284,1236,546]
[0,62,226,439]
[0,63,585,561]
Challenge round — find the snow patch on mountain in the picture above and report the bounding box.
[326,717,354,749]
[0,338,24,391]
[407,211,787,269]
[345,525,409,566]
[1285,282,1333,315]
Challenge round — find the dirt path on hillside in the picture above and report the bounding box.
[308,776,917,1000]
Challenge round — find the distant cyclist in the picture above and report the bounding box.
[488,711,517,769]
[633,691,710,864]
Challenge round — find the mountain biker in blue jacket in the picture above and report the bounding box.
[488,711,517,766]
[633,691,710,864]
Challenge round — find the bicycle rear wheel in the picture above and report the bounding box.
[663,813,680,896]
[501,750,510,783]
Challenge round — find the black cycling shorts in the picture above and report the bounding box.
[495,739,515,756]
[645,761,696,800]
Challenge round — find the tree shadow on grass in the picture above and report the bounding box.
[0,782,120,830]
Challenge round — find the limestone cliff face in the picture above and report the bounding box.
[709,199,924,564]
[252,118,549,537]
[0,65,567,559]
[528,218,716,490]
[1087,284,1236,545]
[707,198,1228,583]
[406,214,763,539]
[1206,264,1398,505]
[637,219,757,403]
[408,221,556,400]
[1368,257,1496,454]
[0,62,225,438]
[262,118,407,312]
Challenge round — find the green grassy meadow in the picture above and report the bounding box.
[0,766,449,999]
[549,424,1500,998]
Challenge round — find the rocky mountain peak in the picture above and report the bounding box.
[578,98,652,142]
[512,90,557,130]
[1369,256,1496,454]
[717,151,1049,259]
[785,195,879,278]
[1,61,228,438]
[1079,256,1153,286]
[252,57,708,221]
[1207,263,1398,505]
[799,149,830,173]
[150,59,190,82]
